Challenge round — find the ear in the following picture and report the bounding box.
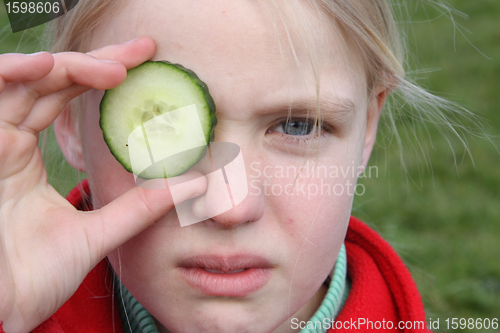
[360,87,389,169]
[54,103,86,172]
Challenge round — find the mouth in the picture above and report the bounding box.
[203,268,246,273]
[177,254,273,297]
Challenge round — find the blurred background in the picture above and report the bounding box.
[1,0,499,331]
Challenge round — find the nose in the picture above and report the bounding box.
[189,143,265,228]
[204,191,264,228]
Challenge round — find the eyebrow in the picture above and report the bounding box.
[285,97,356,118]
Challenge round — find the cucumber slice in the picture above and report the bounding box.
[100,61,217,179]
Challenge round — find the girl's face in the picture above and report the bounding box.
[75,1,381,332]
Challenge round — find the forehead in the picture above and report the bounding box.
[92,0,366,112]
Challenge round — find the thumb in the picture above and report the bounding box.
[82,171,207,260]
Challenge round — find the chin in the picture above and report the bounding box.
[156,300,282,333]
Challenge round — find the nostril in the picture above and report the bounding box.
[190,174,264,228]
[205,217,256,229]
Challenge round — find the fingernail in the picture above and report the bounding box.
[124,37,140,44]
[99,59,120,64]
[27,51,45,56]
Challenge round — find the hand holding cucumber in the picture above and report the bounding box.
[0,37,207,333]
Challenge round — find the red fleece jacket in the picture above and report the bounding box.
[30,180,430,333]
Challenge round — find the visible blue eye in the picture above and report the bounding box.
[279,120,314,136]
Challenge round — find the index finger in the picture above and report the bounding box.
[87,36,156,69]
[25,37,156,98]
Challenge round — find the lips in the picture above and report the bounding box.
[177,255,273,297]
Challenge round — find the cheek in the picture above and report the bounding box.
[272,134,365,263]
[106,213,185,304]
[276,174,352,254]
[260,154,359,266]
[108,222,170,277]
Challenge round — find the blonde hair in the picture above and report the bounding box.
[49,1,122,52]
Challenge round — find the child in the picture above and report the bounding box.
[0,0,451,332]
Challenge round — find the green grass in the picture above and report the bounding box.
[1,1,499,332]
[353,1,500,331]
